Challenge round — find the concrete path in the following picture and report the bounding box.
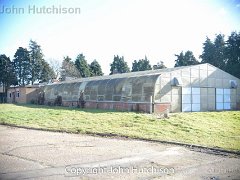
[0,125,239,180]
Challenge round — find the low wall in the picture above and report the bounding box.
[59,100,171,113]
[154,103,171,114]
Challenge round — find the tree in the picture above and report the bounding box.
[48,58,61,80]
[153,61,167,70]
[110,55,130,74]
[75,54,91,78]
[225,31,240,78]
[89,59,103,76]
[13,47,31,85]
[40,61,55,82]
[199,37,215,65]
[213,34,227,70]
[61,56,80,81]
[29,40,44,84]
[200,34,227,70]
[174,51,199,67]
[131,56,152,72]
[0,54,17,102]
[131,60,139,72]
[29,40,56,83]
[174,52,184,67]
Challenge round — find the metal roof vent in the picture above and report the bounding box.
[230,80,237,88]
[172,77,182,86]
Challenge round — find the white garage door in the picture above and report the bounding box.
[182,87,200,112]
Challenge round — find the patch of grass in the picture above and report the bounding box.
[0,104,240,151]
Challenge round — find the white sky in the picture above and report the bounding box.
[0,0,240,74]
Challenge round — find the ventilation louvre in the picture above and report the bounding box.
[172,77,182,86]
[230,80,237,88]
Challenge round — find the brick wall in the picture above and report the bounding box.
[25,88,39,103]
[84,101,152,113]
[7,87,39,104]
[47,100,172,114]
[154,103,171,114]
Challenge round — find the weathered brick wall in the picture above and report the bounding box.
[85,101,98,109]
[84,101,152,113]
[25,88,39,103]
[52,100,171,114]
[154,103,171,114]
[62,101,75,107]
[96,102,111,109]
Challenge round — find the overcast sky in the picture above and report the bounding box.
[0,0,240,74]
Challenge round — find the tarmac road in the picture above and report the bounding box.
[0,125,239,180]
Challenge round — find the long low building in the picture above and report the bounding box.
[42,63,240,113]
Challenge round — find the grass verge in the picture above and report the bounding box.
[0,104,239,151]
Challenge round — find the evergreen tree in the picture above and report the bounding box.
[200,34,227,70]
[174,52,185,67]
[61,56,80,80]
[75,54,91,78]
[89,59,103,76]
[174,51,199,67]
[199,37,215,64]
[29,40,55,83]
[153,61,167,69]
[131,60,139,72]
[0,54,17,102]
[13,47,31,85]
[225,31,240,78]
[110,55,130,74]
[131,56,152,72]
[29,40,44,84]
[40,61,55,82]
[184,51,199,65]
[213,34,227,70]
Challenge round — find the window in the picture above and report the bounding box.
[9,93,11,98]
[17,91,20,98]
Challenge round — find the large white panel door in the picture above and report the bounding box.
[216,88,223,110]
[182,87,191,112]
[223,89,231,110]
[191,88,200,112]
[182,87,200,112]
[216,88,231,110]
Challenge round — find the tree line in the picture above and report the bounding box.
[174,31,240,79]
[0,40,56,102]
[1,31,240,102]
[63,31,240,79]
[61,53,166,80]
[0,39,167,96]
